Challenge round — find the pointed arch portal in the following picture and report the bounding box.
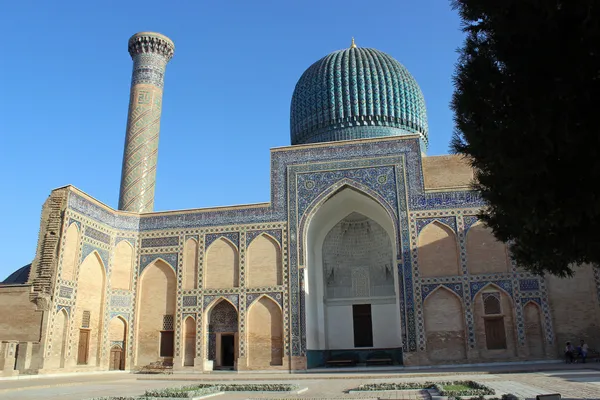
[303,187,402,367]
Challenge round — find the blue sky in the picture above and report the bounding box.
[0,0,464,279]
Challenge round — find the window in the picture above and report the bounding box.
[162,314,174,331]
[483,292,501,315]
[160,314,174,357]
[352,304,373,347]
[81,310,91,328]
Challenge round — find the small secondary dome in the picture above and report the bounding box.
[290,41,428,149]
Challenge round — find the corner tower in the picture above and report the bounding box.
[118,32,175,213]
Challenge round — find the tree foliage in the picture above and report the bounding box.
[451,1,600,276]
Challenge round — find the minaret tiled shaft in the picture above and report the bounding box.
[118,32,175,213]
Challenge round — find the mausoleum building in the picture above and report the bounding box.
[1,32,599,375]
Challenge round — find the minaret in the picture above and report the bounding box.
[118,32,175,213]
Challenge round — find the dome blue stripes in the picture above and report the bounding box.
[290,47,428,148]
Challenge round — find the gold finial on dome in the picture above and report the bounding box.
[350,37,357,48]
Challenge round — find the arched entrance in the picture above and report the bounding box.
[304,187,402,367]
[109,345,124,370]
[205,299,238,370]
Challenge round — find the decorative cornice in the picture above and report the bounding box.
[128,32,175,61]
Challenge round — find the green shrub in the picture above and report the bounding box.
[434,380,495,396]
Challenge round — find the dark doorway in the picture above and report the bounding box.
[352,304,373,347]
[221,334,235,367]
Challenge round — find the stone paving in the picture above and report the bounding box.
[0,363,599,400]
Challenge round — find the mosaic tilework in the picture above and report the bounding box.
[81,243,109,270]
[470,280,513,300]
[85,226,111,244]
[56,305,71,315]
[141,236,179,248]
[110,295,132,308]
[463,215,480,232]
[246,229,282,246]
[59,286,73,299]
[139,253,178,273]
[290,47,428,147]
[183,295,197,307]
[421,282,464,301]
[205,232,239,249]
[119,33,174,213]
[519,279,540,291]
[415,216,457,234]
[116,237,136,246]
[246,292,284,309]
[69,192,140,231]
[521,296,542,306]
[297,166,398,219]
[204,294,239,310]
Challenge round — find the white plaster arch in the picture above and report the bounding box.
[304,186,401,350]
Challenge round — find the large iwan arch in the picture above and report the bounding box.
[303,186,401,363]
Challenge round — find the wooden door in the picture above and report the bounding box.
[109,346,123,370]
[77,329,90,365]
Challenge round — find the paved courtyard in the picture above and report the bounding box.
[0,363,599,400]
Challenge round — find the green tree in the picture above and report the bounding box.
[450,1,600,276]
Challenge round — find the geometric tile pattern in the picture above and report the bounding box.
[205,232,239,249]
[85,226,111,244]
[118,33,174,213]
[141,236,179,248]
[139,253,178,274]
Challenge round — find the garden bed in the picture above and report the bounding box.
[90,383,304,400]
[352,380,496,396]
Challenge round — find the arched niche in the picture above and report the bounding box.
[112,240,134,290]
[135,259,176,367]
[205,299,238,369]
[205,238,239,289]
[61,224,79,281]
[523,301,545,358]
[74,251,106,366]
[183,238,198,290]
[304,186,401,351]
[248,296,283,367]
[183,316,196,366]
[466,223,508,274]
[418,221,460,277]
[50,308,69,368]
[473,284,517,359]
[423,287,466,362]
[247,234,282,287]
[108,316,127,370]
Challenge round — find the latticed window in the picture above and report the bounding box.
[162,314,174,331]
[81,310,91,328]
[160,314,174,358]
[483,292,502,315]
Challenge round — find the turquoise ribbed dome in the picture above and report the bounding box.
[290,46,428,149]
